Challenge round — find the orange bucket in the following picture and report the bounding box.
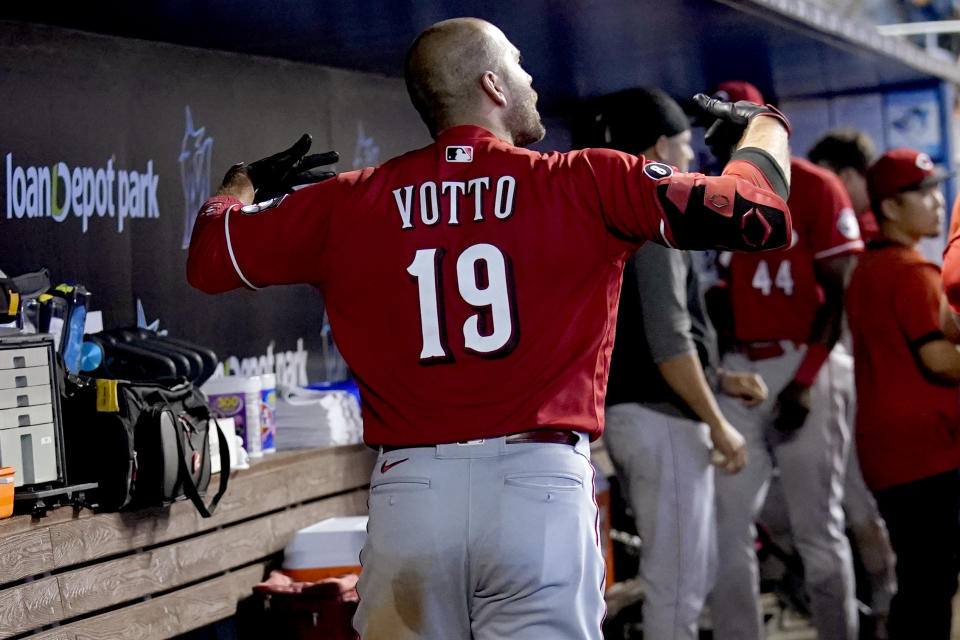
[0,467,13,519]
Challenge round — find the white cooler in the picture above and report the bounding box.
[282,515,368,581]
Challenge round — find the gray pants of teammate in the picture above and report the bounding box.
[604,403,716,640]
[354,434,605,640]
[710,344,857,640]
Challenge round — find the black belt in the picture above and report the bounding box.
[376,428,578,452]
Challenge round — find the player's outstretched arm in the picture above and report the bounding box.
[636,95,793,253]
[219,134,339,203]
[648,163,792,253]
[187,136,340,294]
[692,93,791,195]
[736,116,791,191]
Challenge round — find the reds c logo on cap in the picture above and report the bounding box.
[916,153,935,171]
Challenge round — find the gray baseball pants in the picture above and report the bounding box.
[354,433,605,640]
[603,402,717,640]
[710,344,857,640]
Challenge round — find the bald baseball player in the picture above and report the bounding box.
[187,18,793,640]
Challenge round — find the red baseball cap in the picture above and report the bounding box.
[866,148,951,204]
[714,81,765,105]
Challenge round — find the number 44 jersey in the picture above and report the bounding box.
[724,158,863,344]
[188,126,790,445]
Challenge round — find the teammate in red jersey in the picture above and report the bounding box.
[807,125,898,634]
[849,148,960,639]
[704,82,862,640]
[187,19,792,640]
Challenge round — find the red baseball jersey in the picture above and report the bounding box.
[188,126,787,445]
[846,244,960,490]
[858,207,880,244]
[726,158,863,343]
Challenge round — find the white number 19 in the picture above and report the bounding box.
[407,243,517,363]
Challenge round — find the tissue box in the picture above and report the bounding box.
[283,516,368,581]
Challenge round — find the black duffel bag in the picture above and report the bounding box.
[63,376,229,516]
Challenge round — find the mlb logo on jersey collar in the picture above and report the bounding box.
[446,146,474,163]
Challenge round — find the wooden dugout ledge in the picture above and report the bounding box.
[0,445,376,640]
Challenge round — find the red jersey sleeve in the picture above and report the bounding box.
[186,174,356,294]
[573,149,791,252]
[808,169,864,261]
[893,262,943,345]
[570,148,663,243]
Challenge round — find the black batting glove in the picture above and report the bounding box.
[691,94,791,150]
[223,134,340,202]
[772,380,811,435]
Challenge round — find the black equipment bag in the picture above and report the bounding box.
[63,377,229,516]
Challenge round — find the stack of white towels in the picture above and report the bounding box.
[274,386,364,449]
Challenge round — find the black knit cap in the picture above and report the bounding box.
[578,87,690,154]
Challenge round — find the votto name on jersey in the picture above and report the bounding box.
[393,175,517,229]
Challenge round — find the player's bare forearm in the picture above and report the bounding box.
[657,352,746,471]
[771,254,855,433]
[657,352,728,432]
[737,117,790,189]
[807,254,856,353]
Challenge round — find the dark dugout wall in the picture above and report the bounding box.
[0,21,431,380]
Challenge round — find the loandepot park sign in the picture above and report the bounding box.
[5,153,160,232]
